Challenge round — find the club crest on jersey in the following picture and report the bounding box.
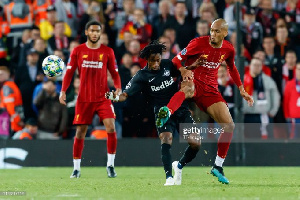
[219,54,225,62]
[181,48,187,55]
[82,55,88,58]
[99,54,103,61]
[163,69,170,76]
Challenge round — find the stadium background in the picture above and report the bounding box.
[0,0,300,167]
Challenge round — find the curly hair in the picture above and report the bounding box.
[139,40,167,59]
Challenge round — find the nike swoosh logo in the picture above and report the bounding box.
[149,77,155,82]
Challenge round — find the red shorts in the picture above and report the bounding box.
[73,99,115,125]
[192,83,227,112]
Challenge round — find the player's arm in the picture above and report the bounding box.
[107,48,122,94]
[106,71,144,102]
[172,39,205,80]
[226,49,254,107]
[59,48,78,105]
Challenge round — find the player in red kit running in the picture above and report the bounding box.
[59,21,121,178]
[156,19,254,184]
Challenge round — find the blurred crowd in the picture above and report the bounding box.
[0,0,300,140]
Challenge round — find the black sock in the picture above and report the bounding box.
[161,143,172,178]
[179,145,199,169]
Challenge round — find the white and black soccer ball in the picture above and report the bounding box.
[42,55,64,77]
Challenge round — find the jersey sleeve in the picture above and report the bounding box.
[123,71,145,96]
[107,48,121,89]
[61,47,78,92]
[172,38,200,69]
[225,47,243,87]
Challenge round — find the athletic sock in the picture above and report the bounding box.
[107,153,116,167]
[214,155,224,167]
[73,137,84,159]
[73,159,81,170]
[216,131,233,164]
[179,145,199,169]
[107,132,117,154]
[161,143,172,178]
[167,91,186,114]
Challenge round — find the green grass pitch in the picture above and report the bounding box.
[1,167,300,199]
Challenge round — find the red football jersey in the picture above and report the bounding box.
[62,43,121,102]
[172,36,242,93]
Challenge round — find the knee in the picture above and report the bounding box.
[224,122,235,133]
[76,126,87,139]
[159,132,173,144]
[105,124,115,133]
[187,133,201,149]
[181,86,194,98]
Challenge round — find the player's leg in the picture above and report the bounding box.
[159,131,174,186]
[207,101,234,184]
[156,81,195,128]
[98,100,118,178]
[173,111,200,185]
[71,102,94,178]
[102,118,118,178]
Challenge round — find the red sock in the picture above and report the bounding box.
[167,91,186,114]
[217,132,233,158]
[107,132,117,154]
[73,137,84,159]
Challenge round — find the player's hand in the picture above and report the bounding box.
[179,67,194,81]
[59,91,67,105]
[240,90,254,107]
[115,88,122,96]
[185,55,207,70]
[105,90,119,102]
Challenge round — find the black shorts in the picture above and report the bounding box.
[155,106,194,135]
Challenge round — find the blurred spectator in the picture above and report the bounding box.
[159,35,176,59]
[152,0,177,38]
[173,1,195,49]
[66,74,79,138]
[128,39,147,68]
[15,48,44,120]
[115,31,133,63]
[243,58,280,139]
[0,13,10,59]
[185,0,203,18]
[119,8,153,49]
[33,79,67,139]
[0,64,24,135]
[18,25,41,68]
[33,0,51,26]
[282,50,297,90]
[223,0,242,36]
[243,7,263,55]
[78,0,105,44]
[34,38,49,70]
[163,28,180,55]
[195,20,209,37]
[114,0,135,33]
[10,29,30,70]
[218,62,235,117]
[39,5,72,41]
[230,32,251,65]
[256,0,280,36]
[274,26,294,57]
[47,21,71,55]
[100,32,109,46]
[12,118,38,140]
[118,53,133,90]
[198,1,218,26]
[283,63,300,138]
[54,0,77,38]
[252,50,271,76]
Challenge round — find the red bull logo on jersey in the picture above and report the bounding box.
[82,60,103,69]
[151,77,174,92]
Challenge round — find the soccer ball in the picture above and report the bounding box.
[42,55,64,77]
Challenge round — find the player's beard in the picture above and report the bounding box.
[87,35,100,44]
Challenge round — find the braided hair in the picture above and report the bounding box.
[139,40,167,59]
